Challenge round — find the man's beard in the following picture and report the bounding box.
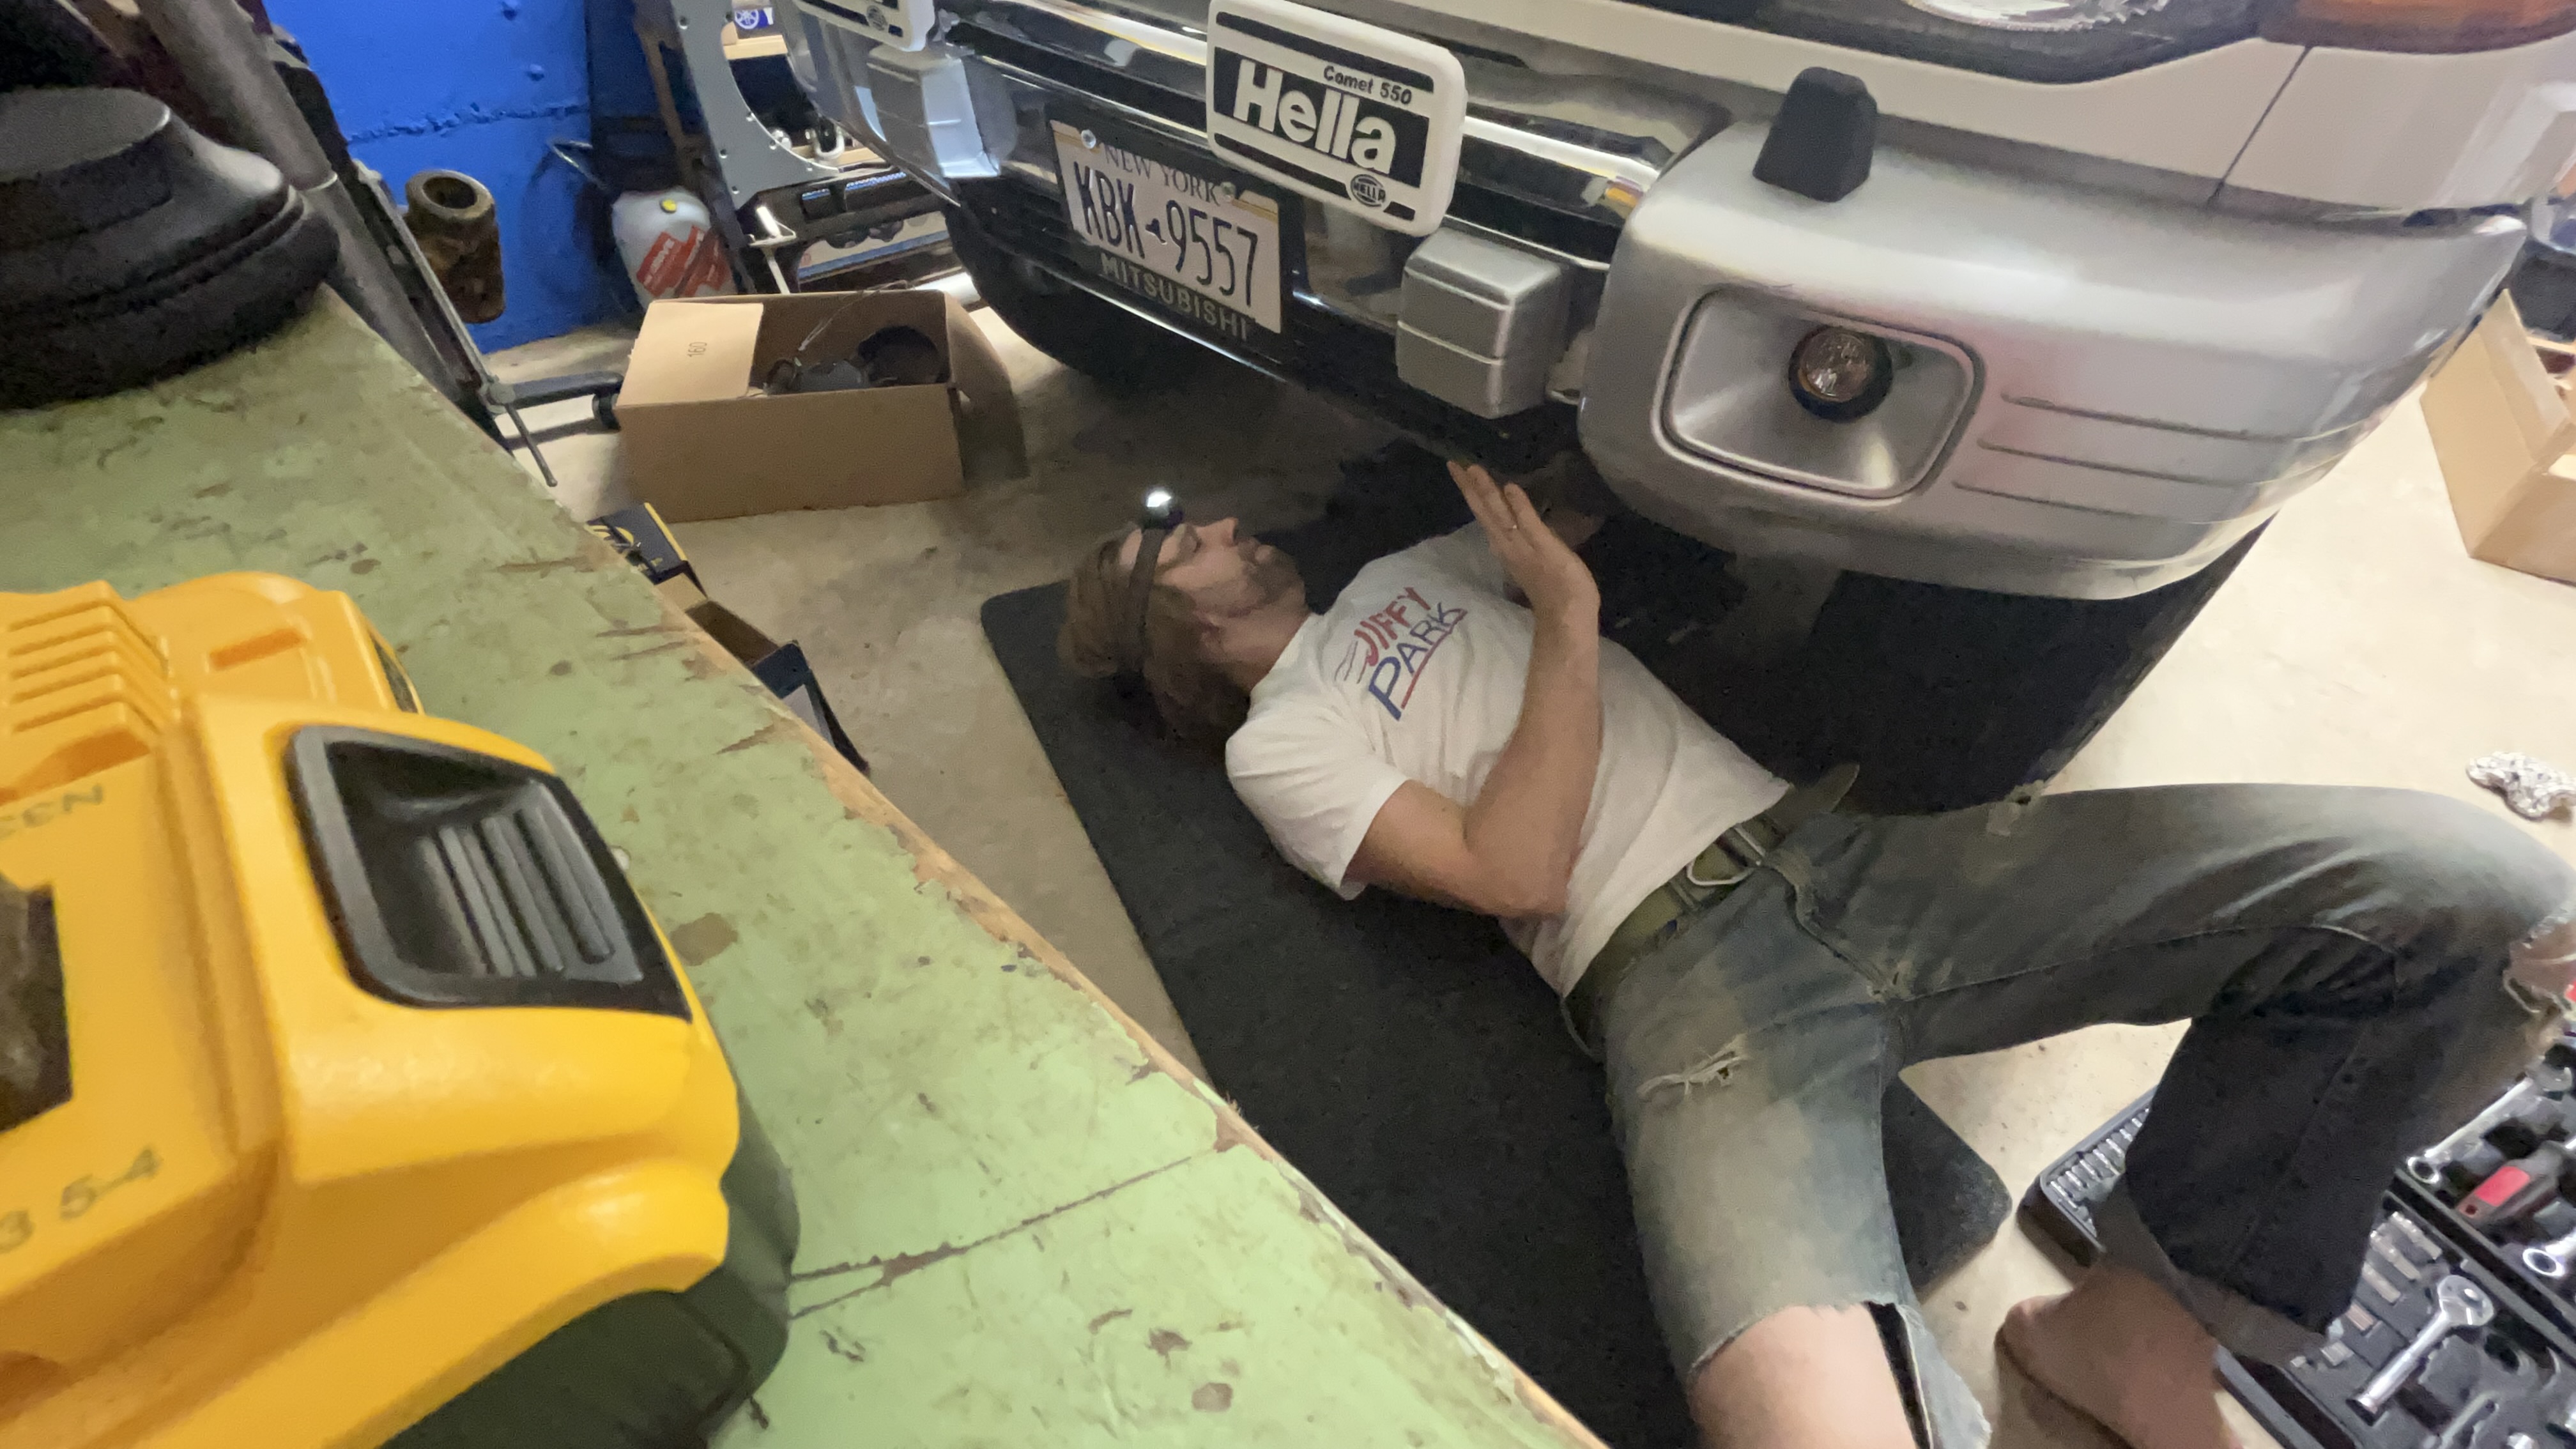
[1200,547,1305,625]
[1246,547,1303,608]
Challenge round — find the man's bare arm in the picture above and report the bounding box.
[1347,464,1602,919]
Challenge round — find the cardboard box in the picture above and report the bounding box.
[615,289,1023,522]
[2423,295,2576,585]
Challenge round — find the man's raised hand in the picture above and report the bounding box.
[1450,460,1600,627]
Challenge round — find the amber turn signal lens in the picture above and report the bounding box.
[2262,0,2576,53]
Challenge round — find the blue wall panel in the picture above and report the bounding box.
[271,0,635,351]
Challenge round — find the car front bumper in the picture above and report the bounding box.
[792,0,2526,598]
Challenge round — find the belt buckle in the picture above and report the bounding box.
[1682,824,1765,890]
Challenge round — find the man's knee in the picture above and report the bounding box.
[1689,1304,1913,1449]
[2326,791,2575,986]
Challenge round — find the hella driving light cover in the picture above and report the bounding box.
[1204,0,1468,237]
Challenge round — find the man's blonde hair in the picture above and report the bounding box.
[1059,531,1251,751]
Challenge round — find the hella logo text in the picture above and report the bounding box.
[1221,57,1417,182]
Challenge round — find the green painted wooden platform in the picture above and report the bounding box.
[0,295,1602,1448]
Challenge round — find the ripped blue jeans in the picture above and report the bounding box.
[1597,785,2576,1447]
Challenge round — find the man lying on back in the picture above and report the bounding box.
[1059,460,2575,1449]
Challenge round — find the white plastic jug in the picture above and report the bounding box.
[611,188,734,305]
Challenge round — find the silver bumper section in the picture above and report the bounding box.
[1585,126,2524,597]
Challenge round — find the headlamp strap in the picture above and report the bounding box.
[1116,527,1169,679]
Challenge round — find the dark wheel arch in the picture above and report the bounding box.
[1758,526,2269,815]
[943,204,1200,396]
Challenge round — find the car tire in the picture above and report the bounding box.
[1764,526,2269,815]
[943,205,1198,395]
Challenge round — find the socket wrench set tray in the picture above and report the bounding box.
[2023,1030,2576,1449]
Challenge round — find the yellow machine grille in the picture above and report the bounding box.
[1,585,175,806]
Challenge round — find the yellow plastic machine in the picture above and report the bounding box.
[0,573,794,1449]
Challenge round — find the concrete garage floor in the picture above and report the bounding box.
[495,310,2576,1445]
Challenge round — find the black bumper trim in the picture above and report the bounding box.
[960,177,1575,471]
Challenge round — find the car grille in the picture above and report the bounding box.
[964,25,1622,264]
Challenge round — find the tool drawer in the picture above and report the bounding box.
[2399,1036,2576,1346]
[2023,1046,2576,1449]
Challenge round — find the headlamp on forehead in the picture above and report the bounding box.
[1116,489,1184,683]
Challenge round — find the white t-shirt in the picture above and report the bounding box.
[1224,525,1788,995]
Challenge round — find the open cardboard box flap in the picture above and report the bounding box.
[617,290,1025,523]
[2424,295,2576,586]
[655,573,779,664]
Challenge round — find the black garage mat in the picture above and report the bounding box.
[980,446,2007,1448]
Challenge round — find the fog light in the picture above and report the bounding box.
[1787,326,1894,423]
[1663,287,1974,498]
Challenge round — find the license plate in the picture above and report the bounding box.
[1052,120,1283,337]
